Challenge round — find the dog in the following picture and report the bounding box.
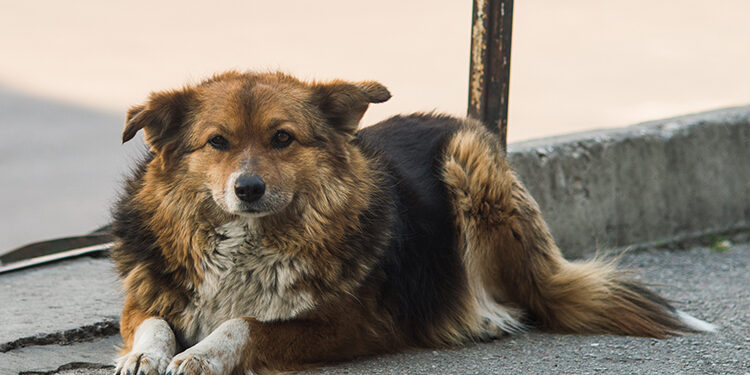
[111,71,714,375]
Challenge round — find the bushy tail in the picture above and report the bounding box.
[441,121,715,338]
[535,258,715,337]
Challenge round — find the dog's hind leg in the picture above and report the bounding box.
[440,119,715,338]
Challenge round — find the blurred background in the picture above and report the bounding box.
[1,0,749,252]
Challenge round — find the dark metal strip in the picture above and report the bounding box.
[0,242,114,275]
[0,233,113,264]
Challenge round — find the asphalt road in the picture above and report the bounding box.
[0,86,143,253]
[9,242,747,375]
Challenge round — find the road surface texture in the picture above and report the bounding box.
[2,242,748,375]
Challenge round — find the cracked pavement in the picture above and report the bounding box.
[2,243,748,375]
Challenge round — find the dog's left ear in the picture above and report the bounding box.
[313,80,391,134]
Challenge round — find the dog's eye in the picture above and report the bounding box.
[208,135,229,151]
[271,130,294,149]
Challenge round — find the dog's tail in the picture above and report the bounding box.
[442,121,716,338]
[522,255,716,336]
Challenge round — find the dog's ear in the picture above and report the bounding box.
[122,88,196,158]
[313,80,391,134]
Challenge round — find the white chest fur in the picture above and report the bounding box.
[180,220,316,345]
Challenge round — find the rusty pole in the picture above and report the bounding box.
[468,0,514,151]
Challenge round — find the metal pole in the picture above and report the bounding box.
[468,0,514,151]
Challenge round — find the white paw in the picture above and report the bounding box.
[166,350,224,375]
[115,351,171,375]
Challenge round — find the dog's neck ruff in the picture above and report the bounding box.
[179,219,315,345]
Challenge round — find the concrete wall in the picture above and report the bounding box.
[507,106,750,258]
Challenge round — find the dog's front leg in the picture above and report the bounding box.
[115,317,177,375]
[166,318,249,375]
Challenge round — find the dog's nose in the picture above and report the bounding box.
[234,174,266,203]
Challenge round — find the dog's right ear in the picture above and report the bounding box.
[122,105,147,143]
[122,88,196,153]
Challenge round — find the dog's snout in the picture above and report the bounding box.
[234,174,266,203]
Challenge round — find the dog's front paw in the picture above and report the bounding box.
[166,350,224,375]
[115,351,171,375]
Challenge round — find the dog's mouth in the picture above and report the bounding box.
[233,204,274,217]
[222,200,274,218]
[212,188,294,218]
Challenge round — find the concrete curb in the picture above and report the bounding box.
[508,105,750,258]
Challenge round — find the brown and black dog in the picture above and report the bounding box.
[112,71,714,375]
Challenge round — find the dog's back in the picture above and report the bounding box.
[356,114,474,345]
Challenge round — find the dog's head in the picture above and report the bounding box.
[122,71,390,218]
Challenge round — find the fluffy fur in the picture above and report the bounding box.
[111,71,714,375]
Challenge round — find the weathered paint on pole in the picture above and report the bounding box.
[468,0,514,151]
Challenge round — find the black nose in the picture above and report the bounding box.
[234,174,266,203]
